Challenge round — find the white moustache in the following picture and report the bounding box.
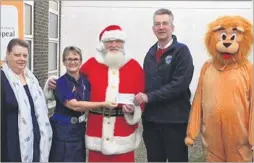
[105,48,125,54]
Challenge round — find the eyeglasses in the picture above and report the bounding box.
[154,21,173,27]
[104,40,123,44]
[64,58,81,63]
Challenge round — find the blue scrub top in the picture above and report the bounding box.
[54,73,90,117]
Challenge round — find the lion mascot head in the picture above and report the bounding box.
[205,15,253,66]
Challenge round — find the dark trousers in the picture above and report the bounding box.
[142,119,188,162]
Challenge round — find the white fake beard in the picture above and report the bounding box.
[103,50,126,69]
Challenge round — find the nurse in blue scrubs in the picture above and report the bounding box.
[49,46,117,162]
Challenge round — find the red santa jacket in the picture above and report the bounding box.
[80,56,145,155]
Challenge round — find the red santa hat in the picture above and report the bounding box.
[96,24,126,52]
[99,25,126,42]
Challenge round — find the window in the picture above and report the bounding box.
[24,1,34,71]
[48,0,59,75]
[49,13,58,38]
[48,42,57,71]
[24,4,32,35]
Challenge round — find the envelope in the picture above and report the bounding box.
[116,93,135,105]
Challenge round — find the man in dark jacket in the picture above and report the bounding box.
[135,8,194,162]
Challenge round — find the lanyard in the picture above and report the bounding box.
[81,79,85,101]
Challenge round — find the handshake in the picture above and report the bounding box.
[106,92,148,113]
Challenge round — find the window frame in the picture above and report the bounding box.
[24,1,34,72]
[48,0,60,75]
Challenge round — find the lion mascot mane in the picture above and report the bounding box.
[185,16,253,162]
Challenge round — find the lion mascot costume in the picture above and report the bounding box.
[185,16,253,162]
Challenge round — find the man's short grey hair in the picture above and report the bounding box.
[153,8,174,24]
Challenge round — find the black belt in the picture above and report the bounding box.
[89,107,124,116]
[51,113,86,125]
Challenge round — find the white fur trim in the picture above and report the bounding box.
[105,68,119,102]
[101,30,126,42]
[102,116,116,140]
[43,75,58,100]
[85,124,142,155]
[124,105,142,125]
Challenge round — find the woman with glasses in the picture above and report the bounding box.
[49,46,117,162]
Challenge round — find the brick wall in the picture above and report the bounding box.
[32,1,62,112]
[33,1,49,87]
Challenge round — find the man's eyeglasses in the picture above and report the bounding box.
[154,21,173,27]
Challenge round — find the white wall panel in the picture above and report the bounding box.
[61,1,253,100]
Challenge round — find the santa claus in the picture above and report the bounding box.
[44,25,145,162]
